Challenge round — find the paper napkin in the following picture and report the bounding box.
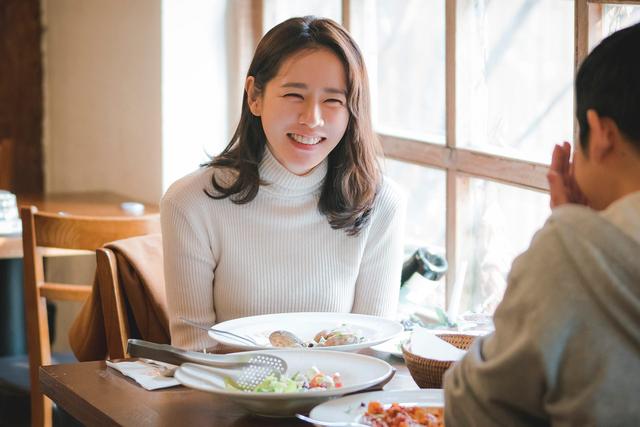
[106,360,180,390]
[410,328,467,361]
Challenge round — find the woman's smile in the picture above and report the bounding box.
[287,132,324,145]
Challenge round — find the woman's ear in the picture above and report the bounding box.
[245,76,262,116]
[586,109,615,162]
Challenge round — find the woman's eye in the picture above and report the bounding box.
[283,93,303,99]
[325,98,344,105]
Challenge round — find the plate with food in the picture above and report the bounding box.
[309,389,445,426]
[173,349,394,417]
[209,312,403,352]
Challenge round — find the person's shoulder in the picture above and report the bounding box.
[540,204,611,244]
[510,204,600,284]
[162,167,213,206]
[548,203,597,224]
[376,175,407,212]
[161,164,239,215]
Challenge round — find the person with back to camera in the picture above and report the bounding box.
[444,22,640,426]
[161,16,406,351]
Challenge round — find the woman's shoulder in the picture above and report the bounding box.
[162,167,212,204]
[375,175,407,213]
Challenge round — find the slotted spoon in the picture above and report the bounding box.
[127,339,287,390]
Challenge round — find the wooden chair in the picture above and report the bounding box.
[96,247,130,359]
[95,234,168,360]
[21,205,160,427]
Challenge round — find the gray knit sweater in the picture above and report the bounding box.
[445,202,640,426]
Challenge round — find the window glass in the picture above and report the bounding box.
[383,159,446,314]
[590,4,640,49]
[351,0,446,143]
[454,176,549,318]
[262,0,341,34]
[457,0,574,163]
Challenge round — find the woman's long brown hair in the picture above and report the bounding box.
[203,16,381,236]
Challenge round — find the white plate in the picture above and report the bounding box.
[174,349,394,417]
[371,331,411,358]
[309,389,444,423]
[210,312,404,352]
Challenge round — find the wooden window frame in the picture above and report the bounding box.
[256,0,639,308]
[341,0,640,307]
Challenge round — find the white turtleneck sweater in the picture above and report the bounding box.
[160,149,406,350]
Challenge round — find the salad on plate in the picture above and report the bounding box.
[225,366,342,393]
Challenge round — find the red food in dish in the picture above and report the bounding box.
[363,401,444,427]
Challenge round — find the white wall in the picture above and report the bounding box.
[41,0,234,351]
[42,0,163,204]
[42,0,233,201]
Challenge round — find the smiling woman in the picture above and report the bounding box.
[245,48,349,176]
[160,16,406,351]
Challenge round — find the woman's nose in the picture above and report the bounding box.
[299,101,324,128]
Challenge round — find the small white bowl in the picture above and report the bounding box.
[174,349,394,417]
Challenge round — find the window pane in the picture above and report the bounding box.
[457,0,574,163]
[589,4,640,49]
[352,0,446,143]
[384,159,446,313]
[454,177,549,318]
[262,0,341,34]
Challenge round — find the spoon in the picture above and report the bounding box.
[268,330,307,348]
[179,317,259,346]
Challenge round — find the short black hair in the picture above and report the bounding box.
[576,22,640,151]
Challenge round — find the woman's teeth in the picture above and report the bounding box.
[289,133,322,145]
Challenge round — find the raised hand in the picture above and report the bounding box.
[547,142,589,208]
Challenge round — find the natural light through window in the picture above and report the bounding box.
[261,0,640,329]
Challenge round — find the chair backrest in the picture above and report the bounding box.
[21,205,160,427]
[96,247,133,360]
[96,233,168,360]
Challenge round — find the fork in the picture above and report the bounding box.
[179,317,259,346]
[295,414,368,427]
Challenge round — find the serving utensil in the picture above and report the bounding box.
[127,339,287,390]
[269,330,307,347]
[179,316,259,346]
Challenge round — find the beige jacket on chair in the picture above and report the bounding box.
[69,234,169,361]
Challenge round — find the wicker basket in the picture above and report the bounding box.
[402,333,476,389]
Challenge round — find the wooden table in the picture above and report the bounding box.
[0,192,158,356]
[40,350,420,427]
[0,192,159,260]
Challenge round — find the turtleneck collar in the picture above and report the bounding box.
[259,146,328,198]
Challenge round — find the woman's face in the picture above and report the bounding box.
[247,48,350,176]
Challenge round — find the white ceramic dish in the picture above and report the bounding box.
[174,349,394,417]
[309,389,444,423]
[370,330,411,358]
[210,312,404,352]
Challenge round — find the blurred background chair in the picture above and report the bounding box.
[20,206,160,427]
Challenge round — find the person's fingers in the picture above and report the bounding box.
[550,144,566,175]
[547,169,568,208]
[561,141,572,176]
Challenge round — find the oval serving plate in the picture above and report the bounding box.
[309,389,444,424]
[209,312,403,352]
[174,349,394,417]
